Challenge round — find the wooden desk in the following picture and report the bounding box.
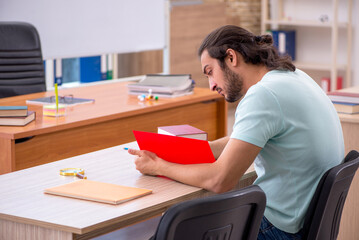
[0,142,256,240]
[0,80,227,174]
[336,86,359,240]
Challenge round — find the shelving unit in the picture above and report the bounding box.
[261,0,352,91]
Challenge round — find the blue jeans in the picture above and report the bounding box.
[257,216,303,240]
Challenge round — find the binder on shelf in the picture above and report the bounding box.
[321,76,343,93]
[62,58,80,84]
[337,76,343,90]
[80,56,102,83]
[107,54,113,80]
[101,54,107,80]
[54,59,63,85]
[271,30,296,61]
[321,77,330,93]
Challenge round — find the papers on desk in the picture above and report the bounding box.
[44,180,152,205]
[133,130,215,164]
[26,96,95,106]
[127,74,195,98]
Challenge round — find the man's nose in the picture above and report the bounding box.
[209,79,216,91]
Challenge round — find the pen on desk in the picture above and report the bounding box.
[124,147,138,151]
[54,83,59,113]
[123,147,137,151]
[76,172,87,179]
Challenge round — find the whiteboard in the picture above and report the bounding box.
[0,0,165,59]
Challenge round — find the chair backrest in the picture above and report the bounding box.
[0,22,46,98]
[302,150,359,240]
[151,185,266,240]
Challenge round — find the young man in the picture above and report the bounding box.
[129,25,344,239]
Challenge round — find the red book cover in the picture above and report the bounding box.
[133,130,215,164]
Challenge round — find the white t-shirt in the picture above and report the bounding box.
[230,69,344,233]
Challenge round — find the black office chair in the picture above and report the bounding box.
[0,22,46,98]
[302,150,359,240]
[150,185,266,240]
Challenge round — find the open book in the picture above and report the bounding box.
[44,180,152,205]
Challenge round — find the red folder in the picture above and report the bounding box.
[133,130,216,164]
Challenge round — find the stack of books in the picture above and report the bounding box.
[0,106,36,126]
[127,74,195,98]
[327,92,359,114]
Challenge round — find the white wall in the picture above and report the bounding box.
[0,0,165,60]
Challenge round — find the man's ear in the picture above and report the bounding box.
[225,49,238,66]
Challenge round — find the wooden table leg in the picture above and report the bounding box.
[0,138,15,174]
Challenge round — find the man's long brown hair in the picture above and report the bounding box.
[198,25,295,72]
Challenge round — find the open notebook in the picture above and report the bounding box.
[44,180,152,205]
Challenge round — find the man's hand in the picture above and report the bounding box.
[128,149,161,176]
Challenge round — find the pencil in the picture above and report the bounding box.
[54,83,59,113]
[76,172,87,179]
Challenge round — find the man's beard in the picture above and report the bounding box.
[223,64,244,103]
